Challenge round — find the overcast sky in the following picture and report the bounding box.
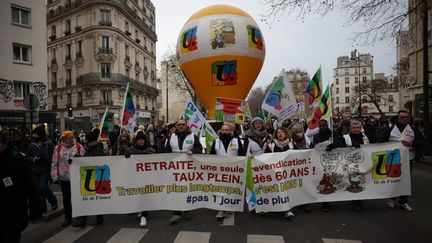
[153,0,397,90]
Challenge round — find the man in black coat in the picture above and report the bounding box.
[26,125,58,214]
[311,119,332,148]
[0,133,42,242]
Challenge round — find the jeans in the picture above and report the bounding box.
[60,180,72,220]
[34,172,57,212]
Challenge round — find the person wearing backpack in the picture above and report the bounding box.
[26,125,58,214]
[51,131,84,227]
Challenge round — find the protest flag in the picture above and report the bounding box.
[305,85,331,137]
[120,82,137,135]
[306,67,323,110]
[98,107,111,139]
[246,156,257,211]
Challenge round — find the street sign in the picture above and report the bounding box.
[23,94,40,110]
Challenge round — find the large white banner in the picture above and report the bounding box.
[248,142,411,212]
[261,69,297,121]
[70,143,411,216]
[70,154,246,217]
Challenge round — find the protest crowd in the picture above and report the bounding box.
[0,106,428,242]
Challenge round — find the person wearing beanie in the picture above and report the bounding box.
[26,125,58,214]
[72,129,105,229]
[244,117,271,156]
[51,130,84,227]
[125,130,155,227]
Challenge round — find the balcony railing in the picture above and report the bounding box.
[64,30,71,36]
[49,35,56,41]
[46,0,157,41]
[100,100,113,106]
[98,48,113,54]
[77,73,159,96]
[99,21,112,26]
[75,26,82,32]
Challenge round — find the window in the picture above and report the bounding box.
[355,77,358,83]
[345,69,349,74]
[64,20,70,35]
[14,82,30,98]
[143,37,147,48]
[13,44,31,63]
[53,95,57,108]
[102,36,109,49]
[100,10,111,23]
[11,6,30,26]
[66,44,71,59]
[389,106,393,112]
[345,87,350,93]
[77,41,82,54]
[67,93,72,105]
[135,29,139,39]
[389,95,393,102]
[51,25,56,36]
[76,15,80,27]
[101,63,111,78]
[336,88,339,94]
[125,21,129,32]
[136,71,139,81]
[125,45,129,56]
[336,97,339,104]
[345,77,349,84]
[151,43,154,53]
[345,97,350,103]
[362,68,367,74]
[51,72,57,88]
[51,48,56,60]
[136,95,140,107]
[362,76,367,82]
[354,69,358,74]
[78,92,83,106]
[102,90,112,101]
[66,69,72,86]
[336,78,339,85]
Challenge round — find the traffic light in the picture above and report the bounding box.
[68,106,73,117]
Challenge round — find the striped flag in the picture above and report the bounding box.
[305,85,331,137]
[306,67,323,110]
[246,156,257,211]
[121,82,137,135]
[98,107,111,139]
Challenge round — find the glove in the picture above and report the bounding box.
[354,144,361,149]
[326,143,336,151]
[125,153,131,158]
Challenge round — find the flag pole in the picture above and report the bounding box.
[98,106,108,139]
[120,82,130,131]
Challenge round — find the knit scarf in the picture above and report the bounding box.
[273,138,290,149]
[245,128,268,147]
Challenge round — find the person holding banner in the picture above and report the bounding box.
[287,124,312,213]
[264,127,296,220]
[244,117,271,156]
[111,132,132,156]
[51,131,85,227]
[163,118,203,224]
[332,120,369,212]
[210,124,245,220]
[125,131,156,227]
[72,129,106,228]
[376,110,423,212]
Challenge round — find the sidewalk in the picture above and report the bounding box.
[417,155,432,165]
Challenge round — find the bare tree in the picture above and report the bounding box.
[246,86,267,117]
[350,79,396,117]
[262,0,423,44]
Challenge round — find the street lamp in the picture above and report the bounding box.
[356,50,362,118]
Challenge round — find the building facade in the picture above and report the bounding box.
[396,30,411,112]
[332,50,374,116]
[46,0,158,132]
[405,0,432,119]
[0,0,53,150]
[285,69,310,118]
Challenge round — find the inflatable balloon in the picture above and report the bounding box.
[177,5,265,118]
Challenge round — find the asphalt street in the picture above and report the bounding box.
[22,162,432,243]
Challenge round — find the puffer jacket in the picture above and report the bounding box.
[51,142,84,181]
